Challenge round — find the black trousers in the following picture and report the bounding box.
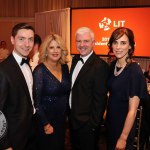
[70,124,100,150]
[25,114,39,150]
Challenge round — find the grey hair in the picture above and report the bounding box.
[75,27,94,40]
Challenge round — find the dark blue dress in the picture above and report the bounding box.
[106,61,147,150]
[33,63,70,150]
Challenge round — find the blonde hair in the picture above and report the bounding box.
[39,34,68,64]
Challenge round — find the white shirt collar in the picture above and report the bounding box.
[12,51,26,66]
[80,50,93,63]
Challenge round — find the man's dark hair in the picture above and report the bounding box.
[12,23,35,37]
[34,34,42,47]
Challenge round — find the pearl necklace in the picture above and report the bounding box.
[114,62,126,76]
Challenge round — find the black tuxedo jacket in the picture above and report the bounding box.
[70,52,109,129]
[0,54,33,150]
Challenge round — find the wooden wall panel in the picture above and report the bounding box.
[0,0,150,17]
[0,0,71,17]
[71,0,150,8]
[0,0,150,57]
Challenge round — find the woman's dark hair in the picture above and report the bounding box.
[107,27,135,63]
[12,23,35,37]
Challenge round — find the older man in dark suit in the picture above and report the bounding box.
[0,23,37,150]
[69,27,109,150]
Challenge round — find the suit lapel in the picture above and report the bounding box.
[9,55,32,100]
[70,55,80,76]
[72,53,96,87]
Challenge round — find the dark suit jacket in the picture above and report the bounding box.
[0,54,34,150]
[70,52,109,129]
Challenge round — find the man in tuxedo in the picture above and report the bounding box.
[69,27,109,150]
[0,23,37,150]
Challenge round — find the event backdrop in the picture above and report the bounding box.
[71,7,150,57]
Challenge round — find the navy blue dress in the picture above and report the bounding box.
[106,61,147,150]
[33,63,70,150]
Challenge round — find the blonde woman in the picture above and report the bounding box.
[33,34,70,150]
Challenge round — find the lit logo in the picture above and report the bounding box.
[99,17,126,31]
[99,17,112,31]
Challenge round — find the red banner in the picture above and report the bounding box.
[71,8,150,57]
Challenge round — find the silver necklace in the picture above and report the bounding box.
[114,63,126,76]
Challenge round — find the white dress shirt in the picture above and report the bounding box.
[69,51,93,108]
[13,51,35,113]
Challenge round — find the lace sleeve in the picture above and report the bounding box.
[33,65,49,126]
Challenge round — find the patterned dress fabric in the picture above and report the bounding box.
[33,63,70,150]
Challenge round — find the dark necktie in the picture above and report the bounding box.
[20,58,30,66]
[78,57,84,64]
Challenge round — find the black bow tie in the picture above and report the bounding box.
[78,57,84,64]
[20,58,30,66]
